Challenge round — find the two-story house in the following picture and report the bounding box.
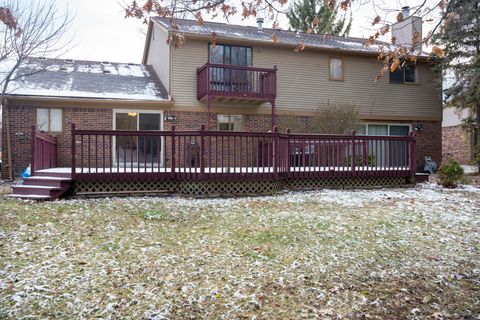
[2,12,441,182]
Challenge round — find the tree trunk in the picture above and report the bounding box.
[476,102,480,172]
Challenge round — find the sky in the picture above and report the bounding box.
[53,0,441,63]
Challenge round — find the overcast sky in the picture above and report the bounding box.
[54,0,440,63]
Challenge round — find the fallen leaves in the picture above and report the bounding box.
[0,184,479,318]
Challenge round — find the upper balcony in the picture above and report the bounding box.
[197,63,277,104]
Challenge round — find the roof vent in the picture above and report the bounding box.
[128,63,135,66]
[257,17,264,32]
[65,59,74,63]
[37,57,47,60]
[295,31,301,38]
[402,6,410,18]
[102,61,110,65]
[102,70,111,74]
[59,66,68,71]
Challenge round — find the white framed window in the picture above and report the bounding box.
[329,58,344,81]
[357,123,411,136]
[389,64,418,84]
[217,114,243,131]
[36,108,63,132]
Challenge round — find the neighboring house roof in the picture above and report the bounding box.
[152,17,429,57]
[7,57,170,101]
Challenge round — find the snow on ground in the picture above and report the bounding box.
[1,183,479,319]
[462,165,479,174]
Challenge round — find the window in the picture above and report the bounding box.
[36,108,62,132]
[209,44,252,66]
[217,115,243,131]
[389,65,418,84]
[357,123,411,136]
[329,58,343,81]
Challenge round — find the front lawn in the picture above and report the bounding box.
[1,184,479,319]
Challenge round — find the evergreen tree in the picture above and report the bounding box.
[287,0,352,36]
[433,0,480,169]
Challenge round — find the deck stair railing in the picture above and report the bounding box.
[31,126,58,173]
[70,124,416,182]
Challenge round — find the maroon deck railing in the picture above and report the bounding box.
[70,124,416,182]
[31,126,58,172]
[197,63,277,101]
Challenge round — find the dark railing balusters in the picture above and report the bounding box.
[66,125,416,183]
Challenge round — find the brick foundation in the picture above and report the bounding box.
[2,105,442,178]
[442,125,472,164]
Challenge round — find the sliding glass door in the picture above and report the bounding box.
[114,111,163,167]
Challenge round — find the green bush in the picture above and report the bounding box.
[437,159,464,188]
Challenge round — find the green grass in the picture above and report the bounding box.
[1,187,479,319]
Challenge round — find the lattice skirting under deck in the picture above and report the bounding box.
[73,176,412,197]
[286,176,410,190]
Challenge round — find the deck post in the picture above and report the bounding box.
[286,128,291,178]
[270,100,276,130]
[200,124,206,180]
[171,125,176,178]
[409,131,416,179]
[71,123,76,177]
[351,130,356,176]
[273,126,279,179]
[31,126,36,173]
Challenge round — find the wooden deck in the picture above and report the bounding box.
[12,125,418,199]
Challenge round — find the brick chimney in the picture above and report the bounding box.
[392,6,423,51]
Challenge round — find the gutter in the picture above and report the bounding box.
[5,94,174,107]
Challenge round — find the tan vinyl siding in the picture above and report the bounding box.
[170,37,442,119]
[146,23,170,91]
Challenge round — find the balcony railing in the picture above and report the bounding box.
[197,63,277,102]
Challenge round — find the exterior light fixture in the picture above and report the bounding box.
[164,114,176,122]
[414,123,423,131]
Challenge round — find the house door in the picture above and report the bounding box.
[114,111,163,167]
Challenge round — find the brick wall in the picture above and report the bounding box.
[414,121,442,171]
[442,125,472,164]
[1,104,112,179]
[2,105,441,178]
[1,105,35,178]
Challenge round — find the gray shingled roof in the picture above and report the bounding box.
[153,17,427,57]
[7,57,169,101]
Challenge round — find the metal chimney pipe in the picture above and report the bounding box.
[402,6,410,18]
[257,17,264,32]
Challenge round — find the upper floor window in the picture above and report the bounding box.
[209,44,252,66]
[329,58,344,81]
[36,108,63,132]
[217,114,243,131]
[390,64,418,84]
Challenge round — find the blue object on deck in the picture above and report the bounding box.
[21,165,31,178]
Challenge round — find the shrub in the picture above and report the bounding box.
[437,159,464,188]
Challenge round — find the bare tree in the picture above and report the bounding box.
[0,0,72,179]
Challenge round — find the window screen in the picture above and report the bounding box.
[36,108,62,132]
[217,114,243,131]
[330,58,343,80]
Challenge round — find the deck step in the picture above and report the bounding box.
[10,194,52,200]
[23,176,72,188]
[11,175,73,200]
